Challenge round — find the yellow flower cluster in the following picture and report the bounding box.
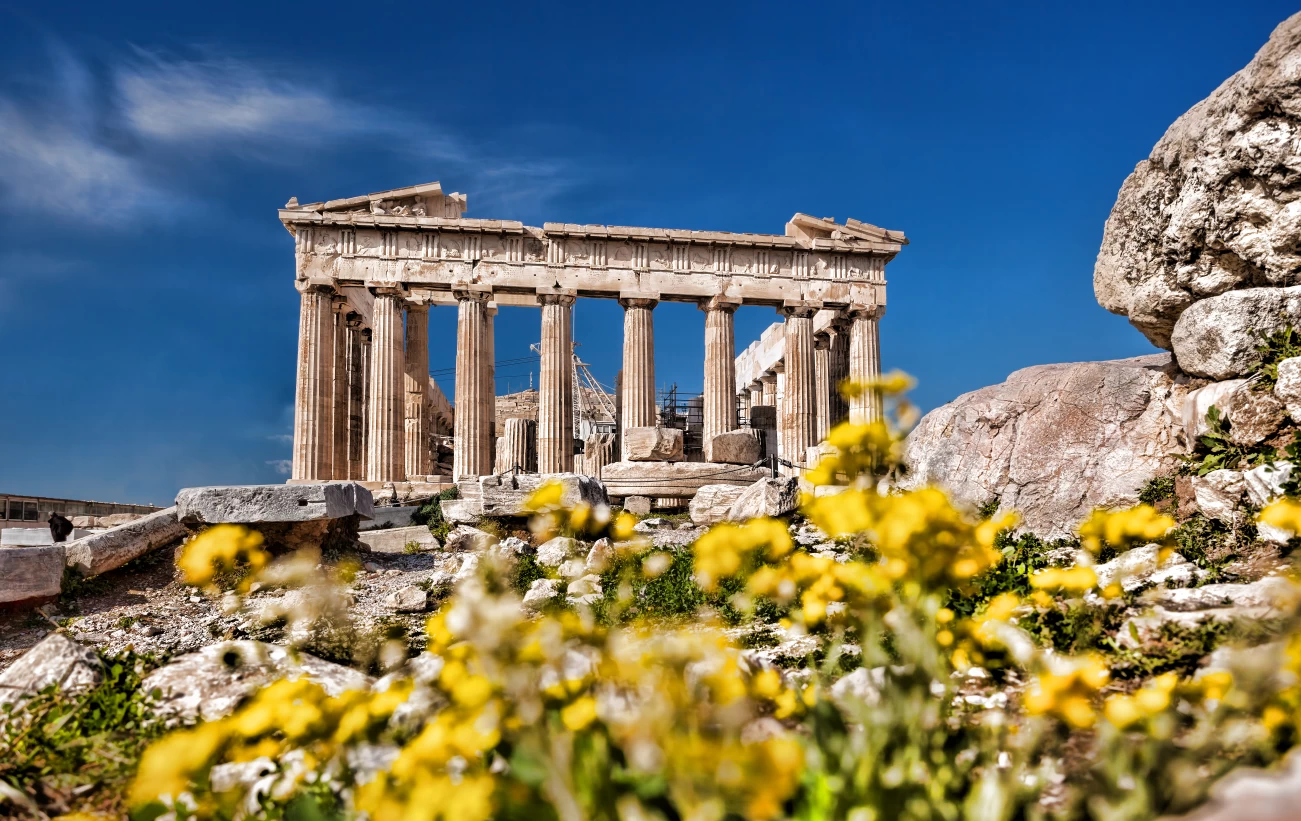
[1259,498,1301,535]
[525,480,638,542]
[1077,505,1175,556]
[1029,565,1098,593]
[1023,655,1110,729]
[1104,673,1177,730]
[176,524,270,589]
[693,516,793,592]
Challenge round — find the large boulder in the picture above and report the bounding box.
[622,427,685,462]
[1094,13,1301,350]
[141,640,371,723]
[727,476,800,521]
[690,484,748,526]
[176,483,374,524]
[902,355,1188,539]
[63,507,188,577]
[1172,287,1301,379]
[0,633,102,709]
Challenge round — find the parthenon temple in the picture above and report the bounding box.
[281,181,905,499]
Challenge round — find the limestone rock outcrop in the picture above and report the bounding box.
[902,354,1188,539]
[1172,287,1301,379]
[1094,12,1301,349]
[1275,357,1301,422]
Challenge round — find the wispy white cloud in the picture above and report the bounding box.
[266,459,293,475]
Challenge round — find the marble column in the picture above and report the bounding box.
[813,331,831,443]
[329,297,349,479]
[344,313,366,480]
[484,304,497,472]
[749,380,764,411]
[404,301,431,479]
[366,289,406,482]
[848,306,884,424]
[494,417,537,474]
[773,360,786,456]
[292,283,335,481]
[453,293,492,479]
[619,297,657,459]
[700,299,737,460]
[828,319,851,428]
[360,328,372,474]
[760,372,777,407]
[781,308,818,470]
[538,294,575,473]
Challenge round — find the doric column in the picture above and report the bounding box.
[484,304,497,471]
[495,417,537,474]
[619,297,657,459]
[700,298,737,460]
[366,288,406,482]
[360,328,372,472]
[453,292,492,479]
[780,307,818,470]
[404,300,431,479]
[814,331,831,442]
[344,313,366,480]
[749,380,764,410]
[329,296,349,479]
[772,360,786,456]
[760,372,777,407]
[848,306,884,424]
[538,294,575,473]
[292,283,335,481]
[828,318,851,428]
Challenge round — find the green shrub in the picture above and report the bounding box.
[1184,405,1276,476]
[1138,476,1176,506]
[1252,325,1301,390]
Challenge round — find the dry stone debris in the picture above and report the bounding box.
[536,536,580,568]
[522,578,561,613]
[903,355,1187,539]
[1218,383,1288,446]
[1094,13,1301,350]
[359,525,440,554]
[63,507,189,577]
[1091,544,1197,592]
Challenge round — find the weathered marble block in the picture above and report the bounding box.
[689,484,748,525]
[0,633,102,708]
[176,483,374,524]
[359,525,440,554]
[622,427,684,462]
[0,545,66,604]
[64,507,188,577]
[728,476,800,521]
[705,430,762,465]
[448,473,610,520]
[602,461,771,498]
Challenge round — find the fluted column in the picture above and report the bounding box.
[495,417,537,474]
[773,360,786,456]
[619,297,658,459]
[404,301,431,479]
[328,297,349,479]
[760,372,777,407]
[538,294,575,473]
[360,328,372,473]
[814,331,831,442]
[344,313,366,480]
[749,380,764,412]
[781,308,818,470]
[292,283,335,481]
[366,289,406,481]
[484,304,497,471]
[700,299,737,460]
[848,306,884,424]
[828,319,851,428]
[453,293,492,479]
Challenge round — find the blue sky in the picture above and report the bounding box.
[1,0,1295,506]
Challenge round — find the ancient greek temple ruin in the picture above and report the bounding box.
[281,181,904,498]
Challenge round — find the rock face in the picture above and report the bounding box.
[902,355,1187,539]
[0,546,66,604]
[0,633,102,708]
[1218,381,1288,445]
[727,476,800,521]
[1191,470,1246,524]
[176,483,374,524]
[690,484,749,526]
[622,427,685,462]
[63,507,188,577]
[1172,287,1301,379]
[141,640,371,722]
[1094,13,1301,350]
[1276,357,1301,422]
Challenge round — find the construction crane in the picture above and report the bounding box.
[528,342,617,439]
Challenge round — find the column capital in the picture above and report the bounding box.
[771,361,786,375]
[370,284,409,298]
[618,296,658,310]
[486,302,499,318]
[760,370,778,384]
[453,288,492,303]
[780,305,818,320]
[404,292,435,310]
[345,311,364,329]
[360,327,373,342]
[814,331,831,350]
[539,292,577,307]
[294,278,335,296]
[750,379,765,391]
[698,295,739,313]
[849,304,886,320]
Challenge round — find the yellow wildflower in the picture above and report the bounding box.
[1259,498,1301,534]
[1023,655,1110,729]
[1029,566,1098,593]
[1077,505,1175,556]
[176,524,269,589]
[561,696,598,730]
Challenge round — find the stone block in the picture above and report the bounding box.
[623,496,652,515]
[622,427,684,461]
[359,525,440,554]
[0,633,102,709]
[690,484,748,526]
[601,461,772,498]
[440,499,480,524]
[727,476,800,521]
[63,507,188,577]
[477,472,608,517]
[0,545,66,604]
[1191,470,1245,525]
[1,528,55,546]
[360,505,419,531]
[176,483,374,524]
[1276,357,1301,424]
[705,430,762,465]
[99,513,144,527]
[142,641,371,723]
